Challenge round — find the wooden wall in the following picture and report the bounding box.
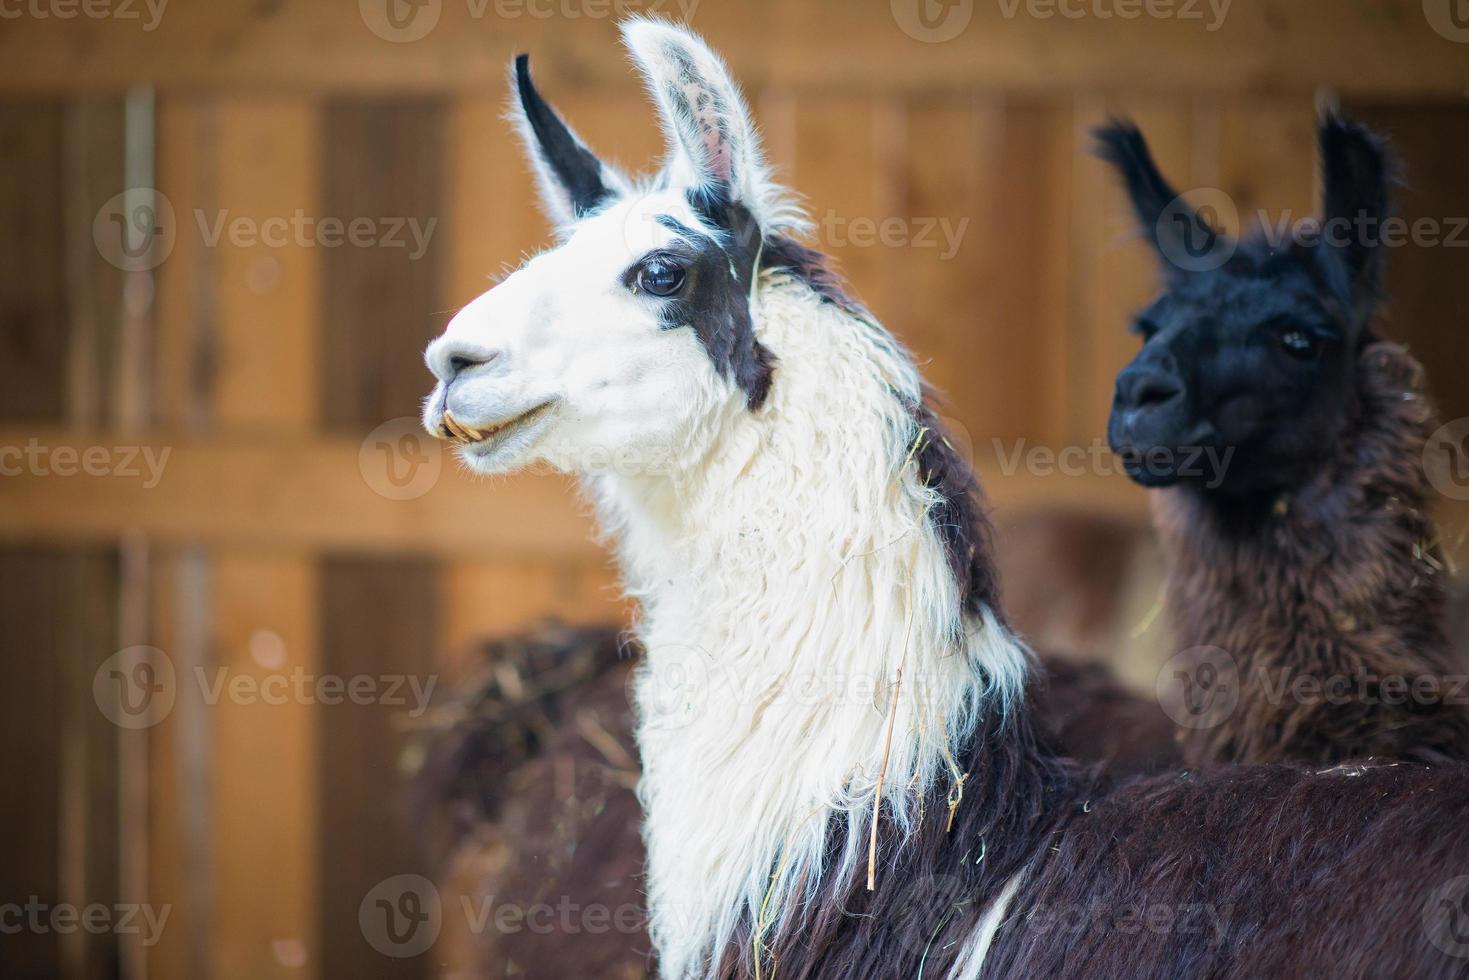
[2,4,1469,978]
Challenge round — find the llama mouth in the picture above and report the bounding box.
[436,402,554,446]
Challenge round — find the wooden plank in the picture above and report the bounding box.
[0,1,1464,96]
[1217,98,1319,237]
[63,98,128,432]
[0,549,67,979]
[0,430,1197,552]
[210,555,320,980]
[144,548,210,980]
[444,94,546,309]
[889,92,994,445]
[0,430,603,557]
[439,557,626,659]
[1349,103,1469,428]
[320,98,447,432]
[0,101,68,423]
[154,97,216,434]
[790,93,889,318]
[202,95,326,980]
[319,556,438,980]
[212,99,321,432]
[0,546,119,980]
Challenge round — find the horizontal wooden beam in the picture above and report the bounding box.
[0,429,1154,554]
[0,1,1465,96]
[0,430,603,557]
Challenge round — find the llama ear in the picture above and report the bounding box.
[1317,113,1395,313]
[1092,119,1228,279]
[510,54,627,227]
[621,18,765,218]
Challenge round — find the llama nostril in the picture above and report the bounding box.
[432,343,502,382]
[1117,369,1183,411]
[1134,378,1182,409]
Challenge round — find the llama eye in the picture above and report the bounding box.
[1277,327,1319,361]
[636,259,686,297]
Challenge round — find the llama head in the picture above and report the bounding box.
[1098,113,1396,495]
[422,19,795,476]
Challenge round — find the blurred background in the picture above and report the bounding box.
[3,1,1469,978]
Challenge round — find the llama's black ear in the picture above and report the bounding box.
[622,19,772,225]
[510,54,625,227]
[1093,119,1226,278]
[1317,113,1396,314]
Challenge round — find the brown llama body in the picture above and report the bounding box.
[417,620,1178,978]
[1157,342,1469,766]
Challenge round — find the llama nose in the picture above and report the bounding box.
[1115,367,1183,410]
[426,339,503,383]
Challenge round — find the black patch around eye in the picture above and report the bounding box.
[637,198,774,411]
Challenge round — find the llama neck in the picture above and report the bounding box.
[585,272,1032,978]
[1157,341,1467,765]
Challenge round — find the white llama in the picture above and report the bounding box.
[422,19,1469,980]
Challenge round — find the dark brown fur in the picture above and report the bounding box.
[416,622,1179,979]
[1158,342,1469,766]
[729,694,1469,980]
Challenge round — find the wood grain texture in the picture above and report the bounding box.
[319,556,438,980]
[320,99,448,434]
[0,546,119,980]
[211,555,320,980]
[0,1,1464,96]
[1349,103,1469,429]
[0,102,68,423]
[213,99,321,433]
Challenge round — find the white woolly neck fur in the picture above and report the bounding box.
[582,267,1031,978]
